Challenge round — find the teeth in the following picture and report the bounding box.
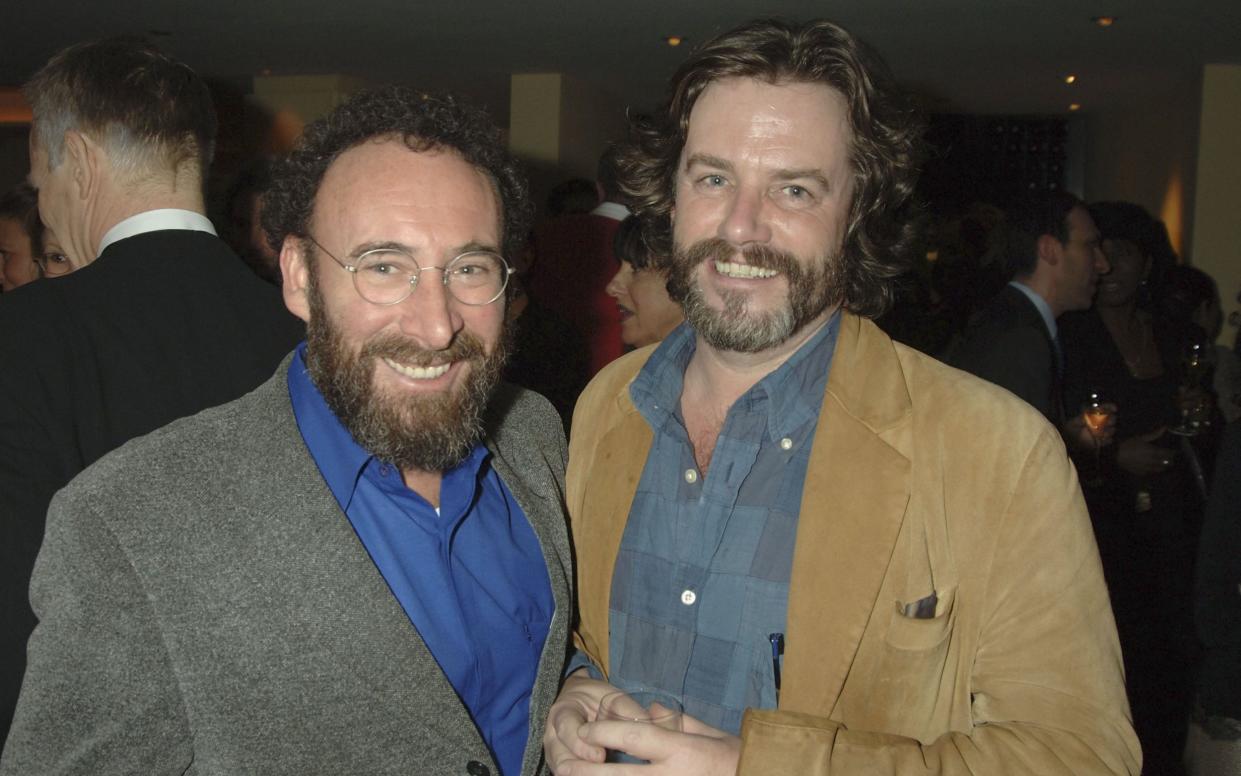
[715,260,778,279]
[383,358,451,380]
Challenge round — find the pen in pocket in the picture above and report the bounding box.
[769,632,784,704]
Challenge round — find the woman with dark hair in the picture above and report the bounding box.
[1060,200,1206,776]
[0,183,76,292]
[605,215,683,348]
[0,183,44,292]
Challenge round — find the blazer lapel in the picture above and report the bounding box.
[253,374,492,758]
[573,396,653,672]
[782,316,913,714]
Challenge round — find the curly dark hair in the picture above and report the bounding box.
[616,18,924,318]
[263,86,531,262]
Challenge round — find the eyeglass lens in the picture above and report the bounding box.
[351,249,508,306]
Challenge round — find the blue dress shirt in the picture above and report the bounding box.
[287,344,552,776]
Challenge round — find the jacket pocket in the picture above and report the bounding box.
[884,583,957,651]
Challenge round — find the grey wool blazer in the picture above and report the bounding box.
[1,360,573,776]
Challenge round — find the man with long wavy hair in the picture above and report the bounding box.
[545,18,1139,775]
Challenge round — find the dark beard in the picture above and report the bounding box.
[665,237,841,353]
[304,273,510,473]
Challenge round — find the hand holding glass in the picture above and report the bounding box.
[1081,390,1113,486]
[596,690,683,764]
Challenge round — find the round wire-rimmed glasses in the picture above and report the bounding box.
[307,235,513,306]
[34,250,73,278]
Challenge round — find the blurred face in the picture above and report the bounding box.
[0,217,40,291]
[38,227,78,277]
[282,139,509,473]
[1095,237,1148,309]
[1056,206,1110,312]
[669,77,854,356]
[606,260,684,347]
[230,191,281,283]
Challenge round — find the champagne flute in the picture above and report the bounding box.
[1172,340,1210,436]
[1080,389,1112,486]
[596,689,683,764]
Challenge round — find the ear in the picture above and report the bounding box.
[1035,233,1062,268]
[280,236,312,323]
[63,130,103,202]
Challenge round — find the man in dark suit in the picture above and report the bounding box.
[949,191,1110,426]
[2,85,572,776]
[0,38,303,742]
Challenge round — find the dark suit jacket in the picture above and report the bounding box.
[948,284,1063,424]
[0,229,303,739]
[1,367,573,776]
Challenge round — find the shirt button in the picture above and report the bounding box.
[684,468,698,484]
[681,589,697,605]
[780,437,793,451]
[378,464,391,477]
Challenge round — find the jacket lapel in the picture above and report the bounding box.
[485,425,574,776]
[782,315,913,714]
[574,392,653,672]
[252,371,494,760]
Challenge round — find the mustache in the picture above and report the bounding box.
[676,237,801,275]
[360,331,486,366]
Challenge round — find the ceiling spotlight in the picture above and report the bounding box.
[1069,103,1082,112]
[665,35,684,47]
[1091,16,1116,27]
[1064,74,1077,84]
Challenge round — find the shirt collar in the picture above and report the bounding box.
[98,209,217,257]
[1008,280,1058,340]
[631,310,841,442]
[589,201,630,221]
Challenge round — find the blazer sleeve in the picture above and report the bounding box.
[735,427,1141,775]
[0,489,194,776]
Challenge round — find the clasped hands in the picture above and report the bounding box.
[543,671,741,775]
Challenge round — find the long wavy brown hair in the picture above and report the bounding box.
[617,18,925,318]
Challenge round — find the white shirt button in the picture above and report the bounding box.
[681,589,697,605]
[780,437,793,451]
[684,468,698,484]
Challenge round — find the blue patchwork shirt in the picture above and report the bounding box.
[585,314,839,734]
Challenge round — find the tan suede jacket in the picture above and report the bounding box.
[567,314,1141,775]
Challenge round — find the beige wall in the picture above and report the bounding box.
[1191,64,1241,344]
[1082,73,1202,258]
[509,72,628,216]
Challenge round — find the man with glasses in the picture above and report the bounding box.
[2,86,572,776]
[0,38,302,746]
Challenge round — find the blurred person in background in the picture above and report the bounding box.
[0,183,43,292]
[1060,200,1207,776]
[606,214,683,349]
[1186,419,1241,776]
[0,36,302,743]
[526,145,629,376]
[223,157,282,285]
[1160,264,1240,424]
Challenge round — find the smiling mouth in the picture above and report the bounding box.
[382,357,452,380]
[714,260,779,279]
